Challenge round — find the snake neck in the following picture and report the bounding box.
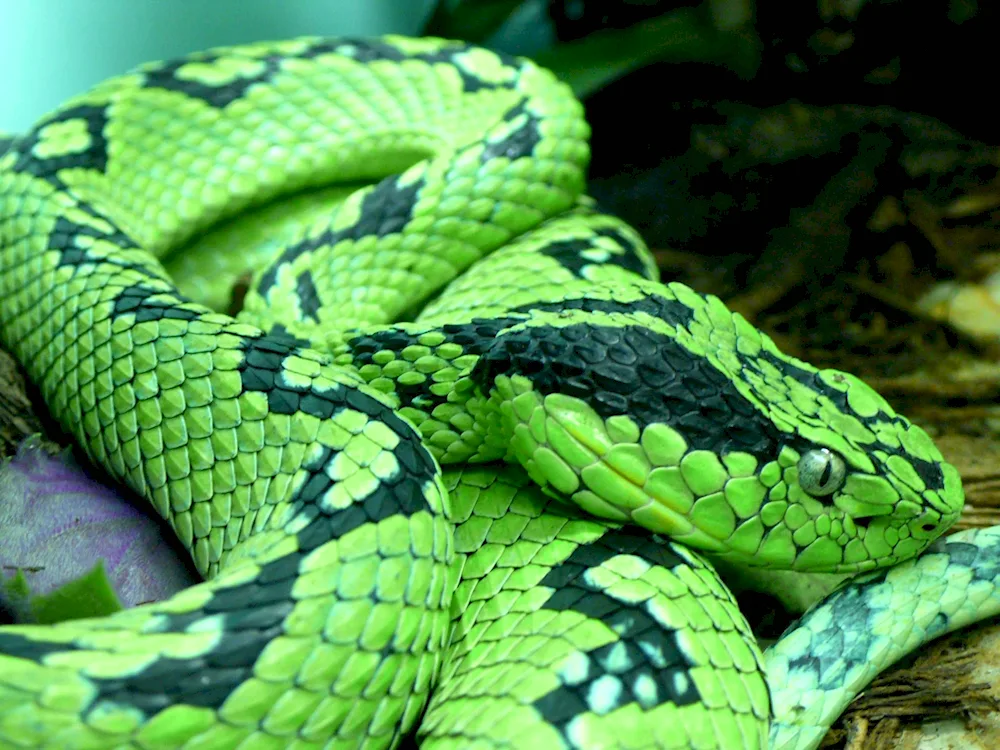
[325,320,507,465]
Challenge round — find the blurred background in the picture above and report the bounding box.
[0,0,438,133]
[4,0,997,374]
[2,0,995,352]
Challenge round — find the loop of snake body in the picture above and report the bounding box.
[0,34,994,750]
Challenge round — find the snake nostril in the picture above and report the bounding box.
[920,523,937,533]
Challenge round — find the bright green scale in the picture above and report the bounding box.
[0,35,983,750]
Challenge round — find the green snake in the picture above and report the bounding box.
[0,34,992,750]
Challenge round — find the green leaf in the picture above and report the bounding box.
[2,561,123,625]
[422,0,526,44]
[533,7,761,99]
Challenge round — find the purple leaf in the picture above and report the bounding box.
[0,438,198,619]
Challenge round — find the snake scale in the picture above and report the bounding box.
[0,34,996,750]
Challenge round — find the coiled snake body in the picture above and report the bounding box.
[0,34,993,750]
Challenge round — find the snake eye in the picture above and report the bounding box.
[798,448,846,497]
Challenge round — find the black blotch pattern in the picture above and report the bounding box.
[941,540,979,568]
[938,538,1000,584]
[341,327,419,367]
[347,293,699,373]
[257,175,424,295]
[295,270,322,322]
[139,33,522,109]
[287,426,435,547]
[537,229,650,281]
[538,238,597,277]
[505,293,698,330]
[141,55,283,108]
[780,583,873,690]
[594,227,653,280]
[264,324,312,350]
[532,529,700,731]
[234,331,438,521]
[235,333,313,415]
[344,294,709,442]
[11,105,110,181]
[47,216,140,268]
[480,102,542,163]
[0,550,297,716]
[779,534,1000,690]
[298,37,523,94]
[327,175,423,237]
[748,349,945,491]
[111,284,200,323]
[299,37,409,63]
[347,326,445,407]
[0,330,445,715]
[475,321,779,457]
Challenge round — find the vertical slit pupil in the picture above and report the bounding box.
[818,459,833,489]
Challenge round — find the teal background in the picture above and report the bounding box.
[0,0,437,133]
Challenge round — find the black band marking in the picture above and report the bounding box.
[0,551,296,715]
[47,216,140,266]
[12,105,110,181]
[256,175,424,296]
[538,230,650,281]
[295,270,322,322]
[111,284,199,322]
[135,38,524,110]
[480,102,542,163]
[532,530,701,731]
[345,295,766,456]
[235,331,438,515]
[594,227,652,280]
[475,320,779,456]
[300,38,524,94]
[507,293,697,330]
[141,56,283,108]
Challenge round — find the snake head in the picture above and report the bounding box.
[717,350,966,573]
[478,286,964,574]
